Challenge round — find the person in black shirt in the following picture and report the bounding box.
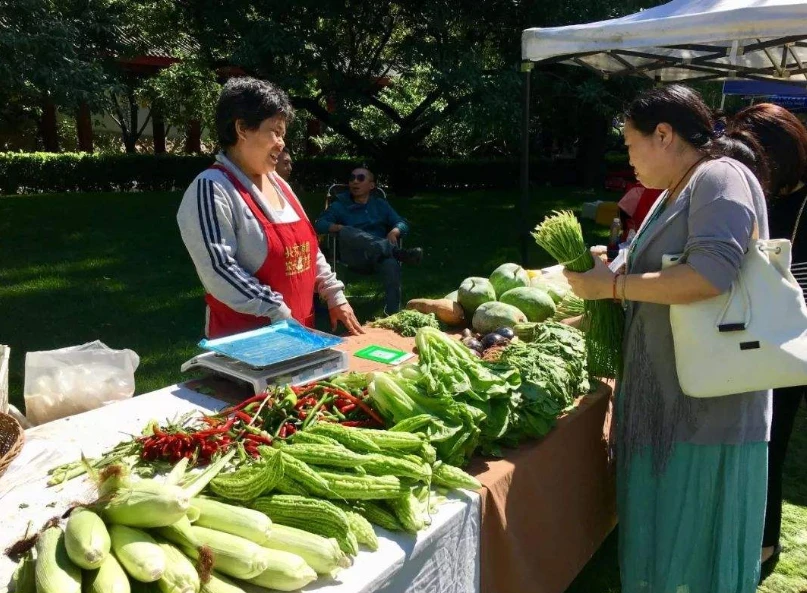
[730,103,807,574]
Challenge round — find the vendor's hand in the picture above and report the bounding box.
[387,228,401,246]
[562,248,615,300]
[329,302,364,335]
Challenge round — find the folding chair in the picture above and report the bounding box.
[319,183,397,271]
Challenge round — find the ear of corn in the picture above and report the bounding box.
[315,470,407,500]
[34,526,82,593]
[245,549,317,592]
[208,451,283,502]
[11,550,36,593]
[263,523,351,575]
[109,524,166,583]
[201,572,246,593]
[84,551,131,593]
[181,525,271,580]
[180,450,236,498]
[191,497,272,545]
[351,501,405,532]
[165,458,190,486]
[276,443,368,468]
[64,508,110,569]
[101,480,190,528]
[307,423,382,452]
[154,515,197,550]
[432,461,481,490]
[156,541,201,593]
[251,495,357,556]
[334,504,379,551]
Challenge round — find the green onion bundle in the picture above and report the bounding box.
[532,211,624,378]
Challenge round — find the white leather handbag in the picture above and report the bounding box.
[665,238,807,398]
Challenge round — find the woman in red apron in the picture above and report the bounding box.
[177,77,362,339]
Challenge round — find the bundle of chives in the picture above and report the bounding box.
[532,210,624,378]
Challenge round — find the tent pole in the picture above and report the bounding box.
[520,61,534,267]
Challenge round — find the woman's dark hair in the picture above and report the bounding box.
[625,84,770,188]
[729,103,807,196]
[215,77,294,148]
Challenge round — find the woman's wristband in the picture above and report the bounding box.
[612,272,622,301]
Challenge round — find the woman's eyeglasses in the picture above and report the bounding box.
[349,173,366,182]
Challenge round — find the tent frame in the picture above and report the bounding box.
[518,32,807,265]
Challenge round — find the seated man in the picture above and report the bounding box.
[314,167,422,314]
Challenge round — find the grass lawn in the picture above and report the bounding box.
[1,186,805,592]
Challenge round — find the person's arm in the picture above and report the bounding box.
[314,250,364,334]
[314,202,345,234]
[383,200,409,236]
[565,162,756,305]
[177,176,292,321]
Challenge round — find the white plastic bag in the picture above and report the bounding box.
[23,341,140,425]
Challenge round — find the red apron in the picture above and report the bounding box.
[204,165,318,338]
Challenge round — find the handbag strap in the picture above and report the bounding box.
[791,191,807,246]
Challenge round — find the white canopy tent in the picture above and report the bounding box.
[516,0,807,263]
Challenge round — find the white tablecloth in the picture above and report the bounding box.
[0,385,480,593]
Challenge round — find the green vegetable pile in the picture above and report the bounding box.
[532,210,624,378]
[367,327,522,465]
[498,321,590,433]
[369,310,440,337]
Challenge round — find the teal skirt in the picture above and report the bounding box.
[617,442,768,593]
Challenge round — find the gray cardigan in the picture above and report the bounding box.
[619,157,772,470]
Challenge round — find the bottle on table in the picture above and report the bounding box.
[607,217,623,261]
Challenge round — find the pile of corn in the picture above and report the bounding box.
[14,424,480,593]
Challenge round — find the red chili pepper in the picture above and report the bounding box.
[243,433,273,445]
[286,424,297,436]
[340,403,357,414]
[278,424,288,439]
[321,388,384,425]
[234,410,253,424]
[340,420,377,428]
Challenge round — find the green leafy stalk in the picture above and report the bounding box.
[533,210,624,378]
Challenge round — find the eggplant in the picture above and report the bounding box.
[481,332,509,349]
[462,337,484,352]
[493,327,515,340]
[468,348,482,358]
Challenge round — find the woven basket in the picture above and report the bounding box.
[0,412,24,480]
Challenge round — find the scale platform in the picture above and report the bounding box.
[181,321,349,394]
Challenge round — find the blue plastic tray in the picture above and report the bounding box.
[198,320,344,368]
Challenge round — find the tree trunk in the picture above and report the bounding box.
[185,119,202,153]
[76,102,94,153]
[305,118,322,156]
[152,108,166,154]
[575,111,609,189]
[40,98,59,152]
[120,95,138,153]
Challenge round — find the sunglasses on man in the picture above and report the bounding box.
[349,173,367,182]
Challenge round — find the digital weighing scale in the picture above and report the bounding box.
[181,320,349,394]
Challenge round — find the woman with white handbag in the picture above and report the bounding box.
[729,103,807,575]
[565,85,772,593]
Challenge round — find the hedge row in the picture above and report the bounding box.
[0,152,586,195]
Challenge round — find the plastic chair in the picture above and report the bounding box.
[320,184,397,271]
